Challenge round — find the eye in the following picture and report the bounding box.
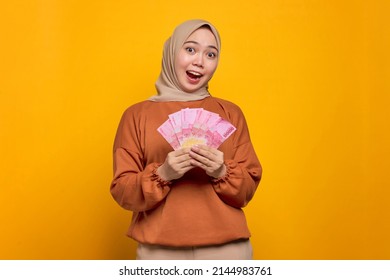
[207,52,217,59]
[185,47,195,54]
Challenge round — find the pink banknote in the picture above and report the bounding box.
[181,108,198,140]
[157,119,181,150]
[209,119,237,148]
[192,109,221,139]
[158,108,236,149]
[168,111,184,144]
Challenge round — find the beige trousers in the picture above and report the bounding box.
[136,239,252,260]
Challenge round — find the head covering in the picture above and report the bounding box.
[149,19,221,102]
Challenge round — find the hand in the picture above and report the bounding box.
[189,145,226,178]
[157,148,194,181]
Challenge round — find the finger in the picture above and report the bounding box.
[189,158,209,170]
[189,146,210,160]
[191,145,220,159]
[178,158,193,169]
[178,152,193,165]
[181,164,195,173]
[190,147,223,167]
[169,148,191,163]
[178,147,192,154]
[189,153,212,168]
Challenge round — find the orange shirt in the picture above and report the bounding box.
[111,96,262,247]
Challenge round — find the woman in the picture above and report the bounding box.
[111,19,262,260]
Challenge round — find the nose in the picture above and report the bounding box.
[192,54,204,68]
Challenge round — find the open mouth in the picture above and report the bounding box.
[186,70,203,81]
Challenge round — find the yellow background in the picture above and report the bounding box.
[1,0,389,259]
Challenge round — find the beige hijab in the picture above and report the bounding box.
[149,19,221,102]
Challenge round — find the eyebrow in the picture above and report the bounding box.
[183,40,219,52]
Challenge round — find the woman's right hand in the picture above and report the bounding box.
[157,148,193,181]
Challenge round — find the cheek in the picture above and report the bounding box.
[206,61,218,75]
[175,52,191,70]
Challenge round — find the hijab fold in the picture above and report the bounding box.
[149,19,221,102]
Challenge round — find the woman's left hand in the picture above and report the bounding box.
[189,145,226,178]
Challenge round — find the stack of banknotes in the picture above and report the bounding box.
[157,108,236,150]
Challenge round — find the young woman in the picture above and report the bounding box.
[110,19,262,260]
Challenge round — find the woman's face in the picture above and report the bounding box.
[174,27,219,93]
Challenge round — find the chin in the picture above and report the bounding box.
[184,89,199,93]
[183,83,207,93]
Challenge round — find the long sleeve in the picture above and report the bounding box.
[211,148,261,208]
[110,107,171,212]
[211,104,262,208]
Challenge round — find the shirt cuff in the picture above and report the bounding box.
[151,163,172,187]
[210,160,235,184]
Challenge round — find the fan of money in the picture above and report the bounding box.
[158,108,236,150]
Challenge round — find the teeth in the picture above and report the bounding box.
[187,71,202,76]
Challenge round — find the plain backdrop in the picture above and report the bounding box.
[0,0,389,259]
